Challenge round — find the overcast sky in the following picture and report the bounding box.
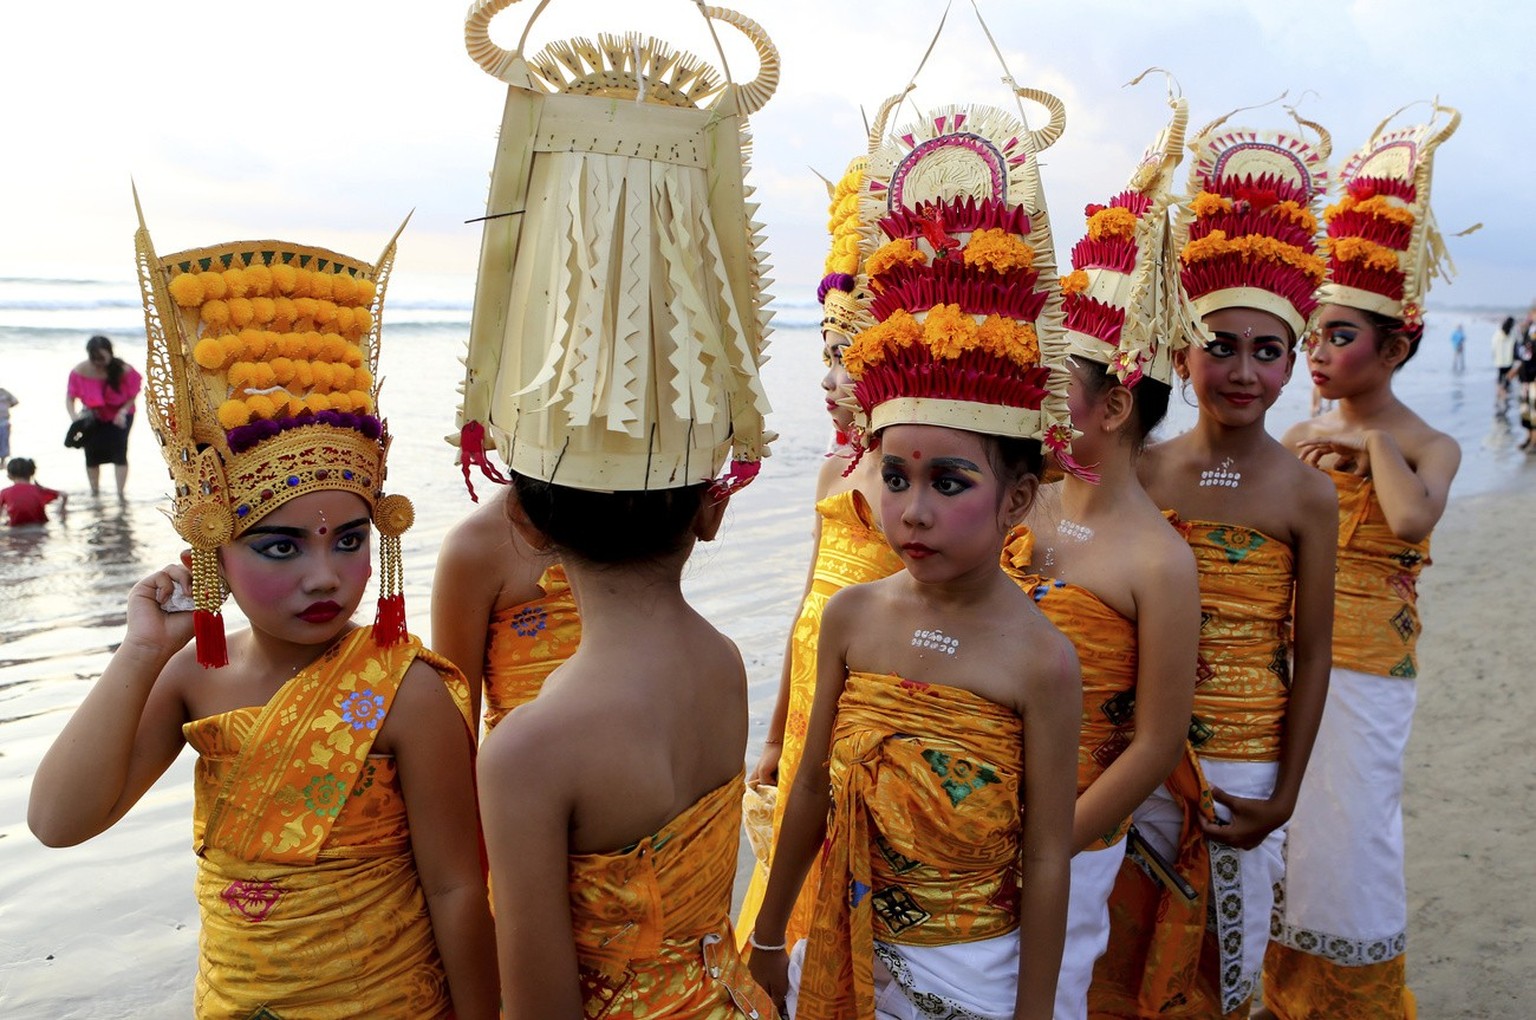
[1,0,1528,310]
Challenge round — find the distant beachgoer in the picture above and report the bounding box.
[0,385,17,469]
[1449,322,1465,372]
[1492,315,1517,413]
[1516,318,1536,448]
[64,335,141,500]
[1,457,66,526]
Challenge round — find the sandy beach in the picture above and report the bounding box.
[1,304,1531,1015]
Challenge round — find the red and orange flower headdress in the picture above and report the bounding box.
[1318,102,1466,335]
[845,94,1081,474]
[1175,109,1332,343]
[1061,76,1196,387]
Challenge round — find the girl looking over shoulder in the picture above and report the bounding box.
[30,225,495,1019]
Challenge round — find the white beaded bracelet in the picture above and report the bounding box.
[748,932,787,952]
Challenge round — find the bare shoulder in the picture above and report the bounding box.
[1018,606,1080,705]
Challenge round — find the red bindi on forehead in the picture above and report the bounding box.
[911,450,921,460]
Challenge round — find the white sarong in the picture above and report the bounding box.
[1271,666,1416,966]
[788,929,1022,1020]
[1054,841,1126,1020]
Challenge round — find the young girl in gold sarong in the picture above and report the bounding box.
[455,3,779,1015]
[1263,104,1465,1020]
[1092,112,1339,1018]
[749,99,1081,1020]
[28,219,497,1019]
[1005,83,1202,1020]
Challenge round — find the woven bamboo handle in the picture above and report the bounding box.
[1013,87,1066,153]
[700,6,779,115]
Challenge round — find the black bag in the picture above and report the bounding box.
[64,414,97,449]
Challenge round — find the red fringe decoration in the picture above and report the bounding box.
[1187,209,1316,252]
[870,263,1047,323]
[458,421,510,503]
[1179,255,1322,323]
[1327,260,1406,303]
[880,195,1031,241]
[1347,175,1416,204]
[1209,171,1314,208]
[1070,235,1137,275]
[194,609,229,669]
[854,347,1052,417]
[1326,210,1411,251]
[374,594,407,648]
[1108,189,1154,217]
[1062,293,1127,346]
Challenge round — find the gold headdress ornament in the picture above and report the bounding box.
[454,0,777,497]
[1060,71,1196,387]
[845,88,1088,477]
[1318,101,1474,335]
[134,190,412,667]
[819,88,914,345]
[1174,102,1332,344]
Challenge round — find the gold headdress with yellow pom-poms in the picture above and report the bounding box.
[135,193,412,666]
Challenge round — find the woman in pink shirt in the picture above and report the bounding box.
[65,335,141,500]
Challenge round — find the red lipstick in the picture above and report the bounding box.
[299,601,342,624]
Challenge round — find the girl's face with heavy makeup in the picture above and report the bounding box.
[219,489,373,645]
[1179,307,1296,428]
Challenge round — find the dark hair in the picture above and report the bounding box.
[7,457,36,480]
[979,434,1045,489]
[1359,309,1421,370]
[1072,357,1171,448]
[86,335,126,391]
[1502,316,1517,334]
[511,473,706,565]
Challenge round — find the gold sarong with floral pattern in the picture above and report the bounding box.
[183,627,472,1019]
[569,773,771,1019]
[795,672,1023,1020]
[483,563,581,731]
[736,489,903,949]
[1179,517,1294,762]
[1329,470,1431,679]
[1003,526,1138,849]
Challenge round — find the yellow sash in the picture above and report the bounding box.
[184,627,472,1018]
[1179,516,1294,762]
[737,489,903,949]
[1329,470,1431,678]
[797,672,1023,1020]
[483,562,581,731]
[1004,526,1138,848]
[569,774,771,1019]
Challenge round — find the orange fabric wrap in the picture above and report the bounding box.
[1329,470,1430,678]
[568,774,772,1018]
[184,627,472,1018]
[1003,527,1138,848]
[1264,943,1416,1020]
[796,672,1023,1020]
[1179,517,1294,762]
[483,563,581,731]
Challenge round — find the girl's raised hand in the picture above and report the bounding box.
[123,564,198,658]
[1296,433,1371,475]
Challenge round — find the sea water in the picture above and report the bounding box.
[0,273,1526,1015]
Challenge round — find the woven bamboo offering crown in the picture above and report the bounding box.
[455,0,777,495]
[135,196,413,666]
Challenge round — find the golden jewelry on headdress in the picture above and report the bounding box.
[1060,74,1196,387]
[135,194,412,666]
[845,91,1084,475]
[455,0,777,496]
[1318,102,1469,334]
[1174,108,1332,343]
